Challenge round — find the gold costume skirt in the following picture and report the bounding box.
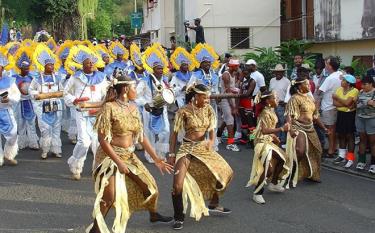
[286,121,322,188]
[88,146,158,233]
[246,139,290,193]
[176,140,233,221]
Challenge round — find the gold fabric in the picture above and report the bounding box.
[94,102,143,143]
[176,141,233,221]
[285,93,319,120]
[174,104,217,135]
[90,146,158,233]
[286,121,322,187]
[247,107,290,193]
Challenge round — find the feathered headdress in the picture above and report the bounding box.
[65,45,105,75]
[170,47,194,71]
[109,41,129,60]
[33,43,60,72]
[95,44,113,63]
[141,44,169,75]
[0,46,13,70]
[56,40,73,61]
[191,43,219,69]
[21,39,35,48]
[5,42,21,56]
[13,46,34,73]
[45,37,58,52]
[129,43,143,70]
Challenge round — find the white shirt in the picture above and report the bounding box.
[319,71,342,111]
[250,70,265,96]
[269,76,290,103]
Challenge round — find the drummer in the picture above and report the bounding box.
[135,44,172,163]
[29,43,64,159]
[64,45,108,180]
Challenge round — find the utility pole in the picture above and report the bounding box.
[134,0,137,35]
[175,0,185,45]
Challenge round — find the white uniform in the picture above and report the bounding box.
[64,71,108,175]
[29,73,64,155]
[0,76,20,165]
[135,74,170,162]
[170,71,191,107]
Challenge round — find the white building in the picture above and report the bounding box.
[141,0,281,56]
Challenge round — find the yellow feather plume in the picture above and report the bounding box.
[65,45,105,75]
[191,43,220,70]
[109,41,129,60]
[32,43,61,72]
[21,39,36,49]
[95,44,113,64]
[0,46,14,71]
[129,43,142,70]
[13,46,34,73]
[56,40,74,62]
[141,45,169,75]
[45,37,58,52]
[170,47,195,71]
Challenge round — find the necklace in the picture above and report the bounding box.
[116,99,130,109]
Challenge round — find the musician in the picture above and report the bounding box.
[128,43,148,83]
[64,45,108,180]
[170,47,194,108]
[29,43,64,159]
[95,44,113,79]
[168,83,233,230]
[136,45,172,163]
[0,51,20,166]
[188,43,220,150]
[13,47,39,150]
[105,41,131,79]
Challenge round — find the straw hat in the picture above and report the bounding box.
[271,64,286,71]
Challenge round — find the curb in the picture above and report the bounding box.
[322,158,375,180]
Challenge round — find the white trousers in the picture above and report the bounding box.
[17,115,39,149]
[36,111,62,154]
[67,111,98,175]
[0,111,18,164]
[68,107,77,141]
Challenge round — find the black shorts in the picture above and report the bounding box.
[336,111,356,134]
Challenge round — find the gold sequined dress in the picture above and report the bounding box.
[89,102,158,233]
[173,104,233,221]
[285,93,322,187]
[246,107,290,193]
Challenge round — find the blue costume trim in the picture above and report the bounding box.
[192,69,218,87]
[0,109,14,135]
[74,70,106,85]
[175,71,192,83]
[0,76,14,90]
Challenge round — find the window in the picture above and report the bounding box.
[230,28,250,49]
[352,56,373,69]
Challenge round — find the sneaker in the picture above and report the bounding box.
[71,139,77,145]
[268,183,285,193]
[217,136,222,144]
[54,153,62,158]
[234,131,242,139]
[343,160,354,168]
[333,157,345,164]
[252,194,265,204]
[41,152,48,160]
[369,165,375,174]
[72,173,81,180]
[208,205,232,214]
[150,213,173,224]
[356,162,366,170]
[172,221,184,230]
[355,136,360,145]
[6,158,18,166]
[226,144,240,152]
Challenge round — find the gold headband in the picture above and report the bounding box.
[111,78,136,87]
[185,82,210,95]
[291,79,308,86]
[254,91,275,104]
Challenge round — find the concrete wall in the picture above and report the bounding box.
[308,39,375,66]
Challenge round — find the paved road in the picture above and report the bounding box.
[1,133,375,233]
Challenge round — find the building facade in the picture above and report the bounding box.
[281,0,375,67]
[141,0,281,56]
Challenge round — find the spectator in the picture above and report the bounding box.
[343,66,362,91]
[312,59,327,92]
[316,56,342,157]
[366,55,375,79]
[188,18,205,44]
[290,54,304,80]
[355,76,375,173]
[332,75,359,167]
[269,64,290,147]
[218,53,232,77]
[245,59,266,97]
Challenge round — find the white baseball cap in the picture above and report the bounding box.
[245,59,257,66]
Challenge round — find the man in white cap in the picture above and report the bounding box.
[245,59,266,97]
[217,59,241,152]
[269,64,290,146]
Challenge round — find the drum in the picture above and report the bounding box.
[152,89,175,108]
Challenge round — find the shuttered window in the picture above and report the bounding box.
[230,28,250,49]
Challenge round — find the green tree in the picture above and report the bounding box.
[88,11,111,39]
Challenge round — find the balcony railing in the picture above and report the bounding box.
[281,15,314,41]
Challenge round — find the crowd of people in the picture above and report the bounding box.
[0,31,375,232]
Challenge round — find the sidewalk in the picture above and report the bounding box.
[322,157,375,180]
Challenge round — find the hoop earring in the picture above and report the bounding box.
[123,92,129,102]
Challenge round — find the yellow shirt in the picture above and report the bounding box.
[335,87,359,112]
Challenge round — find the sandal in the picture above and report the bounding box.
[208,205,232,214]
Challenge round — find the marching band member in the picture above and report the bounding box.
[128,43,148,83]
[13,46,39,150]
[246,91,291,204]
[64,45,108,180]
[95,44,113,79]
[29,43,64,159]
[0,48,20,166]
[105,41,131,78]
[136,44,173,163]
[170,47,194,108]
[87,74,173,233]
[168,83,233,230]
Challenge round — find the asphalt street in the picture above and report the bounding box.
[0,133,375,233]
